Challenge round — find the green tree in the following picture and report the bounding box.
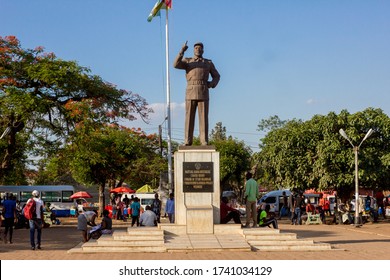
[210,121,227,141]
[256,108,390,199]
[209,122,252,195]
[65,123,165,214]
[258,115,287,132]
[0,36,150,183]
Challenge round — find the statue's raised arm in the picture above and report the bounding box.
[173,42,220,146]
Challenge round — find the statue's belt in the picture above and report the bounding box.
[187,80,207,85]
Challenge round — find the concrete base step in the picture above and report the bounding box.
[126,227,164,235]
[78,227,166,253]
[97,239,165,246]
[242,228,333,252]
[164,234,252,252]
[249,239,314,246]
[245,233,297,240]
[113,230,164,241]
[252,243,333,251]
[81,239,167,252]
[242,228,280,234]
[69,224,335,254]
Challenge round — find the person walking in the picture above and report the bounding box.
[27,190,44,250]
[173,41,220,146]
[3,193,17,244]
[244,172,259,228]
[165,193,175,223]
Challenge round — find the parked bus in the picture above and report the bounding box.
[0,185,76,216]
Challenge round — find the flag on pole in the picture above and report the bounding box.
[164,0,172,9]
[147,0,172,22]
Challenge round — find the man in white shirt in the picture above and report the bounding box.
[28,190,44,250]
[139,205,157,227]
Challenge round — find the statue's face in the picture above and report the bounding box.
[194,45,204,57]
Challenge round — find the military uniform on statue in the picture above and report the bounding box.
[174,41,220,146]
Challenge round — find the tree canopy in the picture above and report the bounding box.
[256,108,390,199]
[0,36,151,183]
[209,122,252,192]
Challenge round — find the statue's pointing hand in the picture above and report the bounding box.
[180,41,188,55]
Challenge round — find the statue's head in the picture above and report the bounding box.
[193,42,204,57]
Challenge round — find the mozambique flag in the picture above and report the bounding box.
[147,0,172,22]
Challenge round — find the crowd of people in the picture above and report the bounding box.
[75,192,176,243]
[108,192,174,225]
[218,172,389,228]
[1,183,388,248]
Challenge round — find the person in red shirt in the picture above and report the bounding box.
[306,201,316,215]
[323,199,331,216]
[220,197,242,225]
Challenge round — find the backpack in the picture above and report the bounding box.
[24,198,37,220]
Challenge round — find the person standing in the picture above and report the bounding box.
[151,193,162,223]
[173,41,220,146]
[293,193,305,225]
[289,191,295,223]
[278,191,289,219]
[375,190,385,219]
[123,195,130,208]
[3,193,17,244]
[115,195,123,220]
[244,172,259,228]
[28,190,44,250]
[165,193,175,223]
[130,197,141,227]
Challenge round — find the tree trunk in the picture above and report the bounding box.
[99,182,105,217]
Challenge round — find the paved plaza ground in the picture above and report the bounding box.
[1,217,389,260]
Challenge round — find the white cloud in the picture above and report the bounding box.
[306,98,316,105]
[120,102,186,141]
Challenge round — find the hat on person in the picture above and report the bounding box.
[32,190,40,197]
[194,42,203,48]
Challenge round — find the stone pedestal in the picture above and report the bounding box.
[174,146,220,234]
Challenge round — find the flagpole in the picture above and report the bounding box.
[165,9,173,193]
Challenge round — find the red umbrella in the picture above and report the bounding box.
[70,191,93,199]
[110,186,135,194]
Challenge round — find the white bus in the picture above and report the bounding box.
[0,185,76,216]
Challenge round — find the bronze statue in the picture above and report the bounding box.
[174,41,220,146]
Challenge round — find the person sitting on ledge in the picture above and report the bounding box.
[220,197,242,225]
[259,204,278,229]
[101,209,113,234]
[139,205,157,227]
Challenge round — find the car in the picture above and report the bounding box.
[221,191,237,199]
[257,190,291,213]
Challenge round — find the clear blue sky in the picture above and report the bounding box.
[2,0,390,152]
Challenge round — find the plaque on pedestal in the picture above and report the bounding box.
[183,162,214,192]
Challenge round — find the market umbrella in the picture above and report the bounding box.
[136,184,154,193]
[70,191,93,199]
[109,186,135,194]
